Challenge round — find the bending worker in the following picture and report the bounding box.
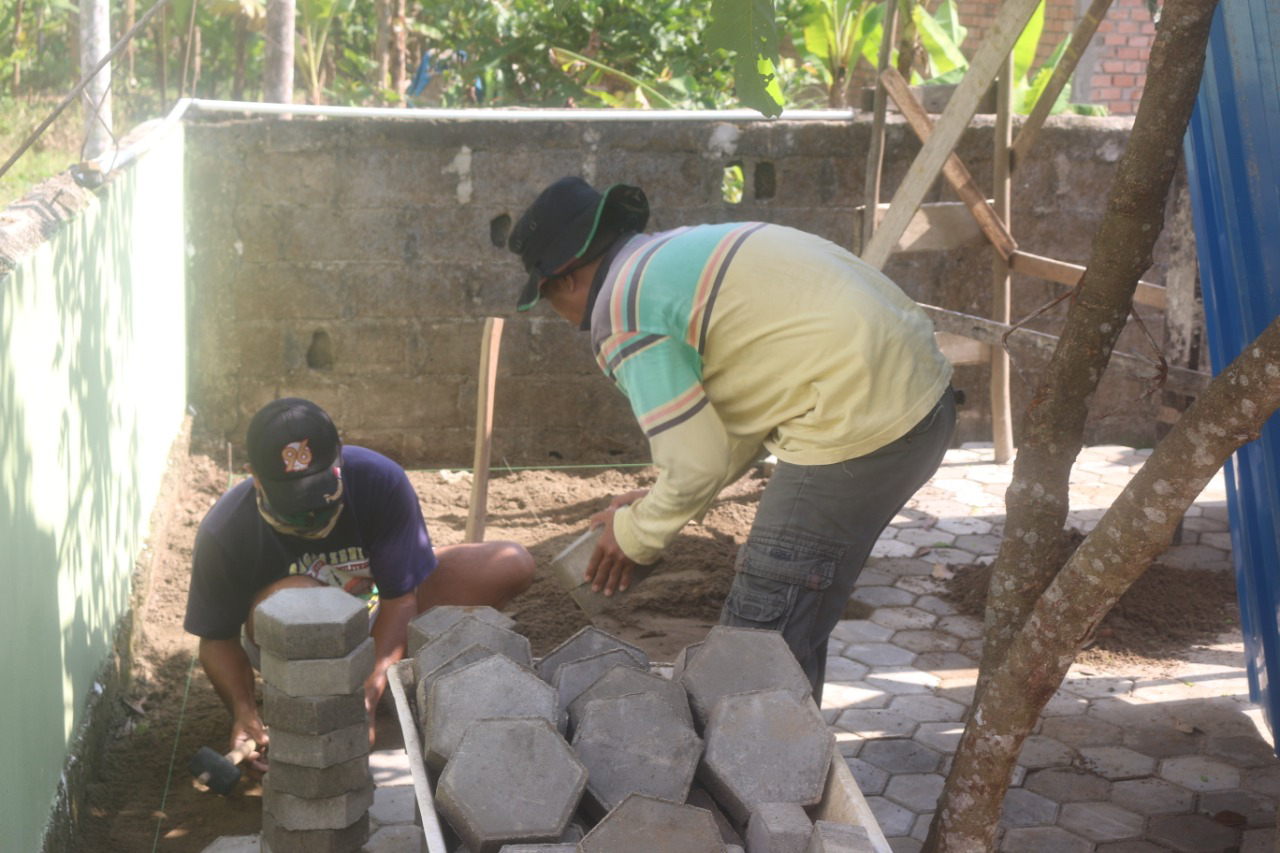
[507,176,956,700]
[184,397,534,773]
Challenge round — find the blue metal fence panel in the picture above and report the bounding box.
[1183,0,1280,745]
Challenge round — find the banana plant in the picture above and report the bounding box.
[800,0,884,107]
[297,0,357,104]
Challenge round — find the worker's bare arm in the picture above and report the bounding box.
[197,636,268,775]
[365,591,418,745]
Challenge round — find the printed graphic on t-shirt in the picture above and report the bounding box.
[289,547,375,598]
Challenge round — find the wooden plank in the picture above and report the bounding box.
[856,201,989,254]
[937,331,991,365]
[922,304,1211,397]
[992,48,1015,464]
[1011,0,1116,170]
[1009,250,1168,309]
[464,316,504,544]
[861,0,898,250]
[861,0,1043,270]
[880,67,1018,261]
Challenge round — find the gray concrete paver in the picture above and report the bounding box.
[1058,802,1144,842]
[863,666,939,695]
[1159,755,1242,792]
[1147,813,1242,852]
[890,630,959,654]
[887,694,967,723]
[864,796,916,837]
[1023,767,1112,803]
[1109,778,1196,815]
[885,773,945,812]
[860,739,943,774]
[1079,746,1158,780]
[841,642,917,667]
[852,586,917,609]
[1000,826,1092,853]
[1039,715,1125,747]
[1198,789,1277,827]
[1000,787,1059,827]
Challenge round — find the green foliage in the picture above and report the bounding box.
[795,0,883,106]
[706,0,784,116]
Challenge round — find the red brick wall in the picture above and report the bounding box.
[948,0,1156,115]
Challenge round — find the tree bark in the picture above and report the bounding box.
[12,0,24,92]
[976,0,1221,688]
[263,0,296,104]
[924,314,1280,851]
[919,0,1224,848]
[80,0,112,162]
[391,0,407,103]
[375,0,390,94]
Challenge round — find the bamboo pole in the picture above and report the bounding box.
[992,48,1015,464]
[464,317,505,544]
[861,0,899,251]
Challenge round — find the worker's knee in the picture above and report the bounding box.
[244,574,325,641]
[492,540,536,596]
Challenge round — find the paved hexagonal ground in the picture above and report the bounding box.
[572,692,702,816]
[436,718,586,853]
[698,688,833,824]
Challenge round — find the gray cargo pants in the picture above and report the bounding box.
[720,387,957,703]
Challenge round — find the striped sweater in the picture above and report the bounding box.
[591,222,953,564]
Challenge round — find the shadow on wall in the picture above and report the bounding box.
[0,169,150,853]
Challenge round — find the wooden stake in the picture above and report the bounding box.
[464,317,504,544]
[880,68,1018,260]
[860,0,899,252]
[992,48,1015,464]
[861,0,1042,269]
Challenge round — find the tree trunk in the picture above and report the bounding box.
[155,7,167,112]
[263,0,296,104]
[391,0,407,103]
[923,313,1280,851]
[920,0,1224,848]
[80,0,112,162]
[12,0,24,92]
[375,0,390,93]
[976,0,1221,688]
[232,14,248,101]
[124,0,135,83]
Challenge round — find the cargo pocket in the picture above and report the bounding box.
[723,533,842,631]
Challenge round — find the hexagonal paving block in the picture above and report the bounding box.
[259,811,370,853]
[698,688,833,824]
[579,794,724,853]
[858,739,942,774]
[262,683,367,735]
[687,787,745,847]
[681,626,812,729]
[1147,813,1243,852]
[253,587,369,660]
[572,692,703,816]
[807,820,876,852]
[552,649,647,717]
[672,642,703,681]
[260,637,375,697]
[415,644,497,713]
[436,718,586,853]
[567,664,693,731]
[407,605,515,656]
[884,773,944,812]
[262,777,373,831]
[536,625,649,684]
[413,616,531,679]
[1079,746,1157,781]
[1159,755,1242,792]
[1110,778,1196,815]
[999,826,1091,853]
[1000,787,1058,827]
[423,655,561,771]
[1023,767,1111,803]
[745,801,811,853]
[1058,802,1144,842]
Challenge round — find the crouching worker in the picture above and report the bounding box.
[183,397,534,775]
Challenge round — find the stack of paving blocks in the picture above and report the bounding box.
[400,610,880,853]
[254,588,376,853]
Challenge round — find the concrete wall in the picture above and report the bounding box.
[0,125,188,853]
[184,112,1194,469]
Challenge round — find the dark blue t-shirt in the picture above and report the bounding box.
[184,446,437,640]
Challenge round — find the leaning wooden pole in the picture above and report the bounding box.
[991,48,1015,464]
[464,317,505,544]
[861,0,899,251]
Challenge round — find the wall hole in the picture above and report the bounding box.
[307,329,334,370]
[490,214,512,248]
[754,161,776,200]
[722,163,745,204]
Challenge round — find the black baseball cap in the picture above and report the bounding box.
[508,177,649,312]
[246,398,343,516]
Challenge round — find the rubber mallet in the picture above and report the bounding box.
[188,738,257,795]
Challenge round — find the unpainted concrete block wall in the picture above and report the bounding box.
[185,113,1192,468]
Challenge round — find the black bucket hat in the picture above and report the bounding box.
[508,177,649,312]
[247,397,343,517]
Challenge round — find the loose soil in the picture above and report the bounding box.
[70,448,1238,852]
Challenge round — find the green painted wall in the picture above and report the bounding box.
[0,125,187,853]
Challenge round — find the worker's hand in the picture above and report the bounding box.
[608,489,649,510]
[585,509,638,596]
[363,681,384,749]
[231,712,269,778]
